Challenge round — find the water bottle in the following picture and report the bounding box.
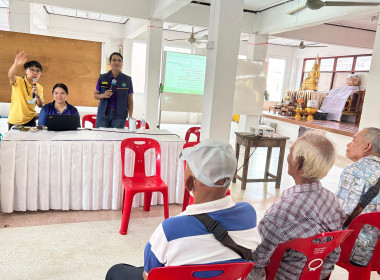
[140,114,146,131]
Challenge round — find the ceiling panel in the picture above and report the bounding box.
[192,0,295,11]
[331,14,378,32]
[44,5,128,24]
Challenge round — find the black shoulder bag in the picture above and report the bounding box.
[192,213,253,261]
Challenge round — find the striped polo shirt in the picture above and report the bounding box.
[144,196,260,274]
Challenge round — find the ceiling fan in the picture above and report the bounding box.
[251,40,327,49]
[163,27,208,44]
[297,41,327,49]
[288,0,380,15]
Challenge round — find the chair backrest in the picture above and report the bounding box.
[82,114,97,128]
[185,127,201,143]
[265,230,353,280]
[339,212,380,271]
[120,138,161,179]
[125,120,150,129]
[147,262,254,280]
[183,141,200,175]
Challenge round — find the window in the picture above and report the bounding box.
[336,57,354,71]
[355,56,372,71]
[301,54,372,91]
[320,58,334,71]
[131,42,146,93]
[266,58,286,101]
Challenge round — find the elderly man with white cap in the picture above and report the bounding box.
[106,139,260,280]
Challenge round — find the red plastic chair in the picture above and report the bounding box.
[125,120,150,129]
[182,141,200,211]
[334,212,380,280]
[185,127,201,143]
[82,114,97,128]
[147,262,254,280]
[265,230,353,280]
[119,138,169,235]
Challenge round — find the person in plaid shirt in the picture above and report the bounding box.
[335,127,380,267]
[249,131,345,280]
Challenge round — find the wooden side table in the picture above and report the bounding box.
[233,132,289,190]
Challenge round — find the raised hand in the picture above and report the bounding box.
[14,51,28,67]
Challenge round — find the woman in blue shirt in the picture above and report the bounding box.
[38,83,80,127]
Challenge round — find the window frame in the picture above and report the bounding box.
[301,54,372,91]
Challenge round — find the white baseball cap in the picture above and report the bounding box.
[180,139,237,187]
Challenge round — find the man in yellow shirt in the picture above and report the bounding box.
[8,51,44,130]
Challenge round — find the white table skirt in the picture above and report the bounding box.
[0,129,185,213]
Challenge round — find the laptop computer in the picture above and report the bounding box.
[46,115,80,131]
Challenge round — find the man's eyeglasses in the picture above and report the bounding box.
[111,59,123,63]
[28,68,41,74]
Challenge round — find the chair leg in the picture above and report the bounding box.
[121,190,125,214]
[162,189,169,219]
[182,188,190,212]
[119,191,134,235]
[144,192,152,211]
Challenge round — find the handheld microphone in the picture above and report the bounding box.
[110,79,117,91]
[32,78,38,98]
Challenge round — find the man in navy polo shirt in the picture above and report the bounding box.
[94,52,133,128]
[106,139,260,280]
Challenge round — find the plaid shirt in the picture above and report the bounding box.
[249,181,345,280]
[335,155,380,266]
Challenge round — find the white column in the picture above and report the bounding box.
[9,0,31,33]
[238,34,268,132]
[201,0,244,142]
[144,20,163,128]
[359,17,380,130]
[122,38,133,76]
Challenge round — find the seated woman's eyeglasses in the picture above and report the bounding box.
[111,59,122,63]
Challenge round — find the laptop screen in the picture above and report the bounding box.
[46,115,80,131]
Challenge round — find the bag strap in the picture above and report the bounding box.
[192,213,253,261]
[343,178,380,228]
